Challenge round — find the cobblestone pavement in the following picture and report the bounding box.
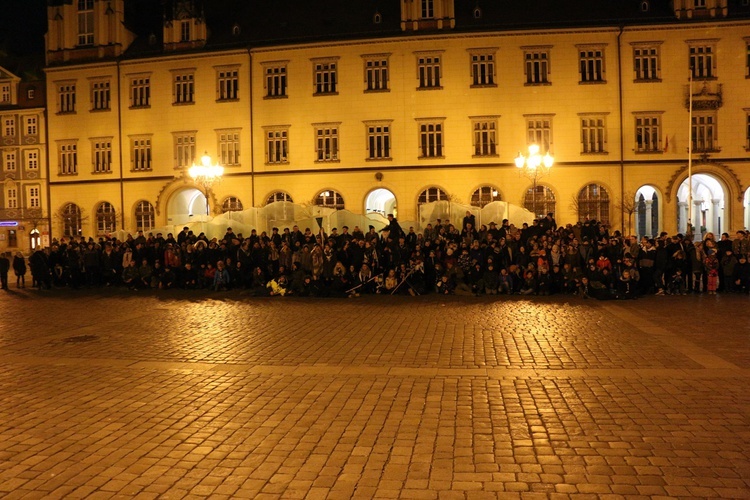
[0,289,749,499]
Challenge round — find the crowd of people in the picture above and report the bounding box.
[3,211,750,299]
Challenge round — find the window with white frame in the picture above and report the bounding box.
[689,42,716,79]
[26,186,40,209]
[135,201,155,232]
[58,83,76,113]
[91,80,110,110]
[580,115,607,154]
[130,76,151,107]
[264,62,288,98]
[6,187,18,209]
[265,127,289,164]
[365,121,392,160]
[24,149,39,170]
[61,203,82,237]
[418,187,448,205]
[221,197,243,213]
[314,124,340,162]
[471,186,502,208]
[58,142,77,175]
[694,0,706,8]
[470,51,496,87]
[634,114,662,153]
[96,202,117,234]
[421,0,434,18]
[173,132,196,169]
[523,47,551,85]
[417,53,442,89]
[217,67,239,101]
[92,138,112,173]
[314,190,345,210]
[217,129,240,165]
[363,55,389,92]
[267,191,294,204]
[313,58,338,95]
[525,115,553,152]
[692,113,717,151]
[24,115,37,136]
[0,84,10,104]
[3,117,15,137]
[131,136,152,171]
[577,184,610,223]
[578,45,606,83]
[633,44,661,81]
[418,120,444,158]
[3,151,16,171]
[173,71,195,104]
[471,117,498,157]
[77,0,94,46]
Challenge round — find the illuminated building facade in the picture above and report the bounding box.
[44,0,750,239]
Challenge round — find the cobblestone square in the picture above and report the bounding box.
[1,291,749,498]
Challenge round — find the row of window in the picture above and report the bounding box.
[3,185,41,210]
[54,39,742,113]
[55,181,613,236]
[54,109,739,175]
[1,149,41,171]
[0,115,39,138]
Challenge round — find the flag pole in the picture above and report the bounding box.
[687,66,693,236]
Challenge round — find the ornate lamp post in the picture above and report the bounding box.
[514,144,554,219]
[189,152,224,218]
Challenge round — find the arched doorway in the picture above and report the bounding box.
[677,173,726,237]
[635,185,660,239]
[167,187,207,226]
[365,188,397,218]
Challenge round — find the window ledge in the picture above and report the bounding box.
[57,111,77,116]
[90,108,111,113]
[313,92,339,97]
[418,155,445,160]
[581,151,609,156]
[579,80,607,85]
[172,101,196,106]
[365,157,393,162]
[364,89,391,94]
[470,84,497,89]
[524,82,552,86]
[265,162,290,166]
[634,150,664,154]
[129,105,151,110]
[131,169,153,173]
[264,94,288,100]
[216,98,240,103]
[91,170,113,175]
[314,159,341,164]
[633,78,662,84]
[417,86,443,91]
[472,154,499,159]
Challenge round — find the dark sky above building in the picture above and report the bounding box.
[0,0,47,57]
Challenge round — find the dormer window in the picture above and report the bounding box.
[473,7,482,19]
[232,23,241,36]
[0,83,10,104]
[641,1,650,12]
[373,12,382,24]
[421,0,435,19]
[181,21,191,42]
[694,0,706,8]
[27,88,35,100]
[77,0,94,46]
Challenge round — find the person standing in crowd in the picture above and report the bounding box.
[13,251,26,288]
[0,252,9,290]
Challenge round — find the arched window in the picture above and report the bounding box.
[135,200,155,232]
[471,185,501,208]
[417,187,448,205]
[266,191,294,205]
[222,196,243,213]
[577,183,610,223]
[96,202,117,234]
[61,203,82,237]
[314,190,345,210]
[523,185,556,219]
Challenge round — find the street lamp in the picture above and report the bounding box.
[514,144,554,219]
[189,152,224,218]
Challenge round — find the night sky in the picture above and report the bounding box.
[0,0,47,57]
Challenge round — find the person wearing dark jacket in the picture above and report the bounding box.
[0,252,10,290]
[13,251,26,288]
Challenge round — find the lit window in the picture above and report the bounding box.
[471,118,498,157]
[416,53,442,89]
[365,121,392,160]
[218,129,240,165]
[217,68,239,101]
[77,0,94,46]
[578,45,606,83]
[264,62,288,98]
[135,201,155,232]
[580,115,607,154]
[315,190,345,209]
[130,76,151,108]
[58,142,78,175]
[222,197,243,213]
[58,83,76,113]
[470,51,496,86]
[92,138,112,173]
[267,191,293,204]
[314,125,339,162]
[173,132,196,169]
[577,184,610,223]
[526,116,553,153]
[96,202,117,234]
[418,121,444,158]
[173,71,195,104]
[633,44,661,81]
[313,58,338,95]
[363,55,389,92]
[91,80,110,111]
[131,136,152,171]
[689,43,716,79]
[634,114,662,153]
[265,127,289,164]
